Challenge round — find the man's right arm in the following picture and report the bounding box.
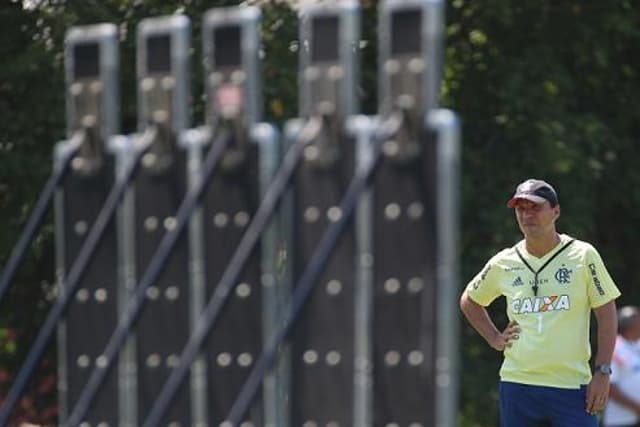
[460,290,520,351]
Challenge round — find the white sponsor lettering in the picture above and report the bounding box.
[511,295,570,314]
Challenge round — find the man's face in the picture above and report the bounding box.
[513,199,560,238]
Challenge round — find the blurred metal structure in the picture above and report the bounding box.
[429,108,461,427]
[1,2,462,426]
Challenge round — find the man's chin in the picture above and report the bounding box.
[521,227,541,237]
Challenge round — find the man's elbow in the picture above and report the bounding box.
[460,290,475,316]
[594,300,618,324]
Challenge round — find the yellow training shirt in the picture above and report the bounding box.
[466,233,620,389]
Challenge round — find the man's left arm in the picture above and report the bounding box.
[586,300,618,415]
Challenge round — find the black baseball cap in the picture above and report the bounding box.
[507,179,559,208]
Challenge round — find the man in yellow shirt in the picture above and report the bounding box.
[460,178,620,427]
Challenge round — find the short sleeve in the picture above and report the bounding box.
[465,260,502,307]
[584,245,621,308]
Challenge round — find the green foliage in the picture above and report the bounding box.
[446,1,640,425]
[2,0,640,425]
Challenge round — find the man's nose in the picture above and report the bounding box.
[520,209,535,218]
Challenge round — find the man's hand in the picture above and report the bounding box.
[586,373,610,415]
[587,301,617,414]
[460,292,519,352]
[489,320,520,351]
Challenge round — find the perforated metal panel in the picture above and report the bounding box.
[133,151,191,425]
[372,135,437,426]
[56,159,119,426]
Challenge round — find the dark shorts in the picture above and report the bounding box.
[499,381,598,427]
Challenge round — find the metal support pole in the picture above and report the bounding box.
[349,115,378,427]
[254,123,287,427]
[112,135,139,427]
[429,109,461,427]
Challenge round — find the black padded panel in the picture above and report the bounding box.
[202,143,263,425]
[290,139,356,426]
[62,157,119,425]
[133,151,191,426]
[372,135,437,426]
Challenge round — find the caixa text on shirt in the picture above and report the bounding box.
[511,295,570,314]
[588,263,606,296]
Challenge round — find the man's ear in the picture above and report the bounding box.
[554,205,561,220]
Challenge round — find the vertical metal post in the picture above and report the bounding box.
[348,115,377,427]
[253,123,286,427]
[53,142,69,425]
[183,126,208,427]
[429,109,461,427]
[111,133,138,427]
